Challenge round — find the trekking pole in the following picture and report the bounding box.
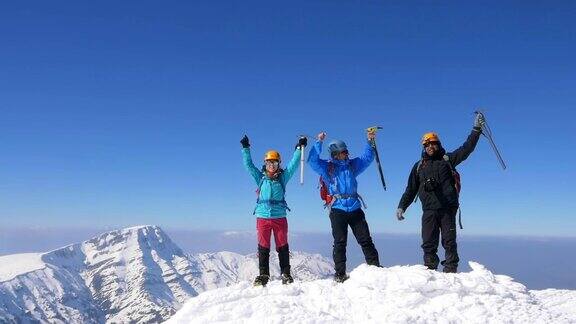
[366,126,387,191]
[475,111,507,170]
[299,135,307,185]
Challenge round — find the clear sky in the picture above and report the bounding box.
[1,1,574,237]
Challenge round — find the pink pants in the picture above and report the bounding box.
[257,217,288,250]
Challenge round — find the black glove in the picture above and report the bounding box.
[295,137,307,149]
[240,135,250,148]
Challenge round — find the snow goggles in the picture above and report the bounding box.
[265,160,279,166]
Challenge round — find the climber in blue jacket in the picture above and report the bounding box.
[308,130,381,282]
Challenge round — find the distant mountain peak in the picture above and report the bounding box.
[0,226,334,323]
[85,225,170,246]
[122,224,161,232]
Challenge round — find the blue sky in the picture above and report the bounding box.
[1,1,575,236]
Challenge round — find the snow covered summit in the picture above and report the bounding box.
[167,262,576,324]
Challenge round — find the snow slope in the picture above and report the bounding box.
[0,226,333,323]
[533,289,576,320]
[167,262,576,324]
[0,253,45,281]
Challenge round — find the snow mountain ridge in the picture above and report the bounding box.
[0,225,333,323]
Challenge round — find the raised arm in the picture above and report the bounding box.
[307,132,330,179]
[350,140,375,175]
[447,128,481,167]
[282,146,303,183]
[447,114,485,166]
[240,135,263,184]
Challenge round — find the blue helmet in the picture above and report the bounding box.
[328,140,348,156]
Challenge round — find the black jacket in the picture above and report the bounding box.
[398,128,481,211]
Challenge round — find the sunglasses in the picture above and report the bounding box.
[338,150,349,155]
[423,141,439,147]
[265,160,279,166]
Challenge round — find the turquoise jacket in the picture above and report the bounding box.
[242,147,302,218]
[307,140,374,212]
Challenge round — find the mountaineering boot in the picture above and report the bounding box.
[281,273,294,285]
[443,266,457,273]
[277,245,293,284]
[254,245,270,286]
[253,274,270,287]
[440,258,458,273]
[277,244,291,277]
[424,253,440,270]
[334,273,349,283]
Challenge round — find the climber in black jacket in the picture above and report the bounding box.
[396,113,485,273]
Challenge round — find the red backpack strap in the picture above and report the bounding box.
[328,161,334,180]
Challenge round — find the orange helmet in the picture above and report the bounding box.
[264,150,281,162]
[421,132,440,145]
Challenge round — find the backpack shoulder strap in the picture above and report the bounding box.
[416,159,424,173]
[443,154,455,171]
[444,154,463,229]
[327,162,335,182]
[258,169,286,195]
[257,174,265,189]
[278,169,286,194]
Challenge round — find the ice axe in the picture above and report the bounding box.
[366,126,387,191]
[474,111,507,170]
[298,134,312,185]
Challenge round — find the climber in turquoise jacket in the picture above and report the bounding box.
[242,143,302,218]
[240,134,307,287]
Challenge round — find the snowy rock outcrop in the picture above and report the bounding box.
[168,262,576,324]
[0,226,333,323]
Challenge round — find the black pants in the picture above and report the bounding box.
[421,208,459,271]
[258,244,290,275]
[329,208,380,275]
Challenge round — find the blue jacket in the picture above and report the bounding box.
[242,147,302,218]
[307,140,374,212]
